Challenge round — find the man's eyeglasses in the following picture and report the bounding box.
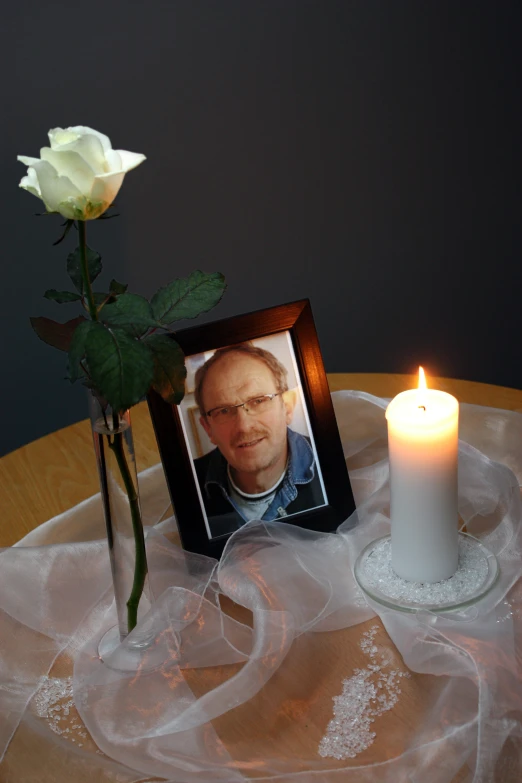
[205,393,283,422]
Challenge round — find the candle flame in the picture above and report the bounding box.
[417,366,427,410]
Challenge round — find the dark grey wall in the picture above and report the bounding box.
[2,1,521,455]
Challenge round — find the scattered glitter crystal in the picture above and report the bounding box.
[358,536,492,608]
[33,676,88,742]
[34,676,74,736]
[319,626,410,760]
[353,585,367,608]
[496,601,514,623]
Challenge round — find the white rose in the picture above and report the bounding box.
[18,126,146,220]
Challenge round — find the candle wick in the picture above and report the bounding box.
[418,405,426,411]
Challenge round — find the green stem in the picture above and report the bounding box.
[78,221,98,321]
[80,222,147,634]
[108,420,148,633]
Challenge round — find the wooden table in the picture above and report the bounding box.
[1,372,521,548]
[0,373,521,783]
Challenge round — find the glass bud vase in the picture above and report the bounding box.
[88,392,150,655]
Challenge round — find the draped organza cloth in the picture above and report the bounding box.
[0,391,521,782]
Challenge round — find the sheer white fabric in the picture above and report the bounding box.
[0,391,521,781]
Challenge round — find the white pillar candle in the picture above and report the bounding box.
[385,368,459,583]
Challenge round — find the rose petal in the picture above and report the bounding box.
[48,128,80,148]
[91,170,125,206]
[104,149,122,172]
[40,148,96,195]
[17,155,42,167]
[48,131,107,175]
[67,134,108,173]
[62,126,112,153]
[30,160,84,218]
[19,167,42,199]
[115,150,146,172]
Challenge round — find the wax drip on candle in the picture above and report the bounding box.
[417,366,427,411]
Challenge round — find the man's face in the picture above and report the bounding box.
[199,353,294,477]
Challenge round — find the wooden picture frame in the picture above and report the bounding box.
[147,299,355,558]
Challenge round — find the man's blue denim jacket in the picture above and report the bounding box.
[196,427,324,524]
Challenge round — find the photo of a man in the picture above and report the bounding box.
[187,339,326,538]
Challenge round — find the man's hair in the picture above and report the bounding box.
[194,342,289,416]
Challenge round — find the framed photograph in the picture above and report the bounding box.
[147,299,355,558]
